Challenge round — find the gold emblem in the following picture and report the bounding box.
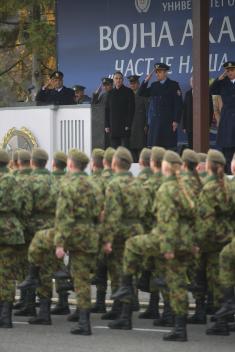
[228,62,232,67]
[0,127,38,157]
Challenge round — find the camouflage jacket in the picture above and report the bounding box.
[152,175,196,254]
[138,167,153,182]
[103,171,147,245]
[90,169,105,195]
[142,172,163,232]
[0,167,27,245]
[54,171,103,253]
[196,175,233,251]
[27,168,57,235]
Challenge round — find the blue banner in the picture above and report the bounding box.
[57,0,235,95]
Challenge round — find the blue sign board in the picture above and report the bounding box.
[57,0,235,95]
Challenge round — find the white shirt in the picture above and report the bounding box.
[231,79,235,84]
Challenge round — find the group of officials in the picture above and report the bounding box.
[0,143,235,343]
[36,61,235,174]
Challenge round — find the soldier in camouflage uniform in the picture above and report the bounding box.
[54,149,103,335]
[195,150,233,336]
[0,149,31,328]
[138,148,153,182]
[111,151,197,342]
[18,148,58,325]
[91,148,115,316]
[101,147,146,322]
[13,150,34,316]
[137,147,165,322]
[210,153,235,335]
[49,152,70,316]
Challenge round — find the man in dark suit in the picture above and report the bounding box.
[210,61,235,173]
[36,71,75,106]
[127,75,148,162]
[139,63,183,150]
[105,71,135,149]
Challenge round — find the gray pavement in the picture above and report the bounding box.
[0,306,235,352]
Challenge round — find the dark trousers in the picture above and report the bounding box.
[110,136,130,149]
[222,147,235,174]
[187,131,193,149]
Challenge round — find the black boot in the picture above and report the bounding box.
[187,298,207,324]
[139,292,160,319]
[206,316,230,336]
[101,299,122,320]
[153,301,174,327]
[0,302,13,328]
[57,280,74,292]
[17,265,40,290]
[13,289,27,310]
[215,287,235,319]
[137,271,151,292]
[28,298,51,325]
[111,275,133,301]
[206,291,216,315]
[53,269,71,280]
[67,307,79,322]
[163,315,188,342]
[229,322,235,332]
[51,292,70,315]
[91,290,106,313]
[70,309,91,335]
[108,302,132,330]
[15,288,36,316]
[132,292,140,312]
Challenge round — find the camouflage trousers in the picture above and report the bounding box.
[123,234,188,314]
[0,246,18,302]
[70,251,96,310]
[205,251,223,307]
[219,239,235,288]
[16,244,30,283]
[28,228,61,298]
[106,243,125,294]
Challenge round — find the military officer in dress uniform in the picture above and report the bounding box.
[127,75,148,162]
[92,78,113,105]
[36,71,75,106]
[139,63,183,150]
[210,61,235,173]
[73,85,91,104]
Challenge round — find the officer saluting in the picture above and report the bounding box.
[139,63,183,150]
[210,61,235,173]
[36,71,75,106]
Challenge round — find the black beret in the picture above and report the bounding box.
[102,77,113,85]
[73,85,86,92]
[154,63,170,71]
[50,71,64,79]
[223,61,235,69]
[127,75,141,83]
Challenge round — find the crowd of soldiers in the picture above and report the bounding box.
[0,145,235,342]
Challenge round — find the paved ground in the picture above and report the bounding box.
[0,306,235,352]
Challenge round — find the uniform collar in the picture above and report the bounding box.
[32,168,50,175]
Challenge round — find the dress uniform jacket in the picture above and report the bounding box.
[210,77,235,148]
[36,86,75,105]
[139,78,183,148]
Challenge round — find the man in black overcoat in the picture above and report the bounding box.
[127,75,148,162]
[105,71,135,149]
